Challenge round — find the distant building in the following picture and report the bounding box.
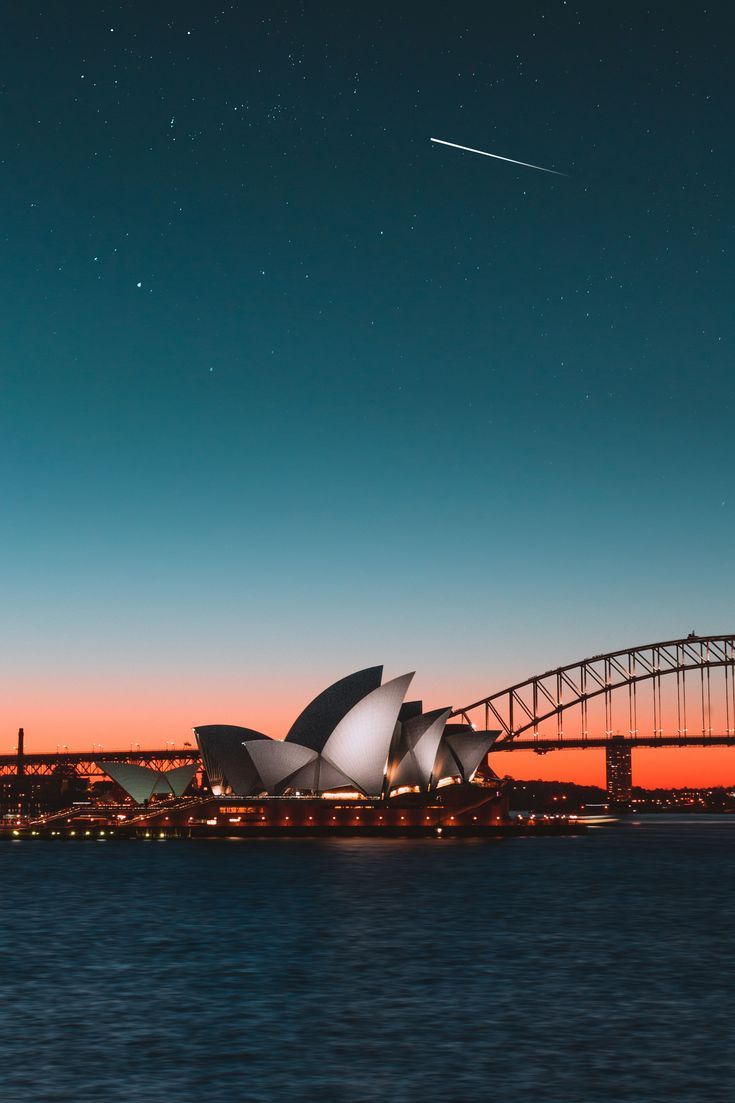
[606,737,632,802]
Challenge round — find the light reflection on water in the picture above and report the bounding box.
[1,819,733,1102]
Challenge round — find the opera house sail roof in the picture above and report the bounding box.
[319,673,415,796]
[284,666,383,751]
[101,762,197,805]
[191,667,500,801]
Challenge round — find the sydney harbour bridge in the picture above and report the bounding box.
[3,634,735,798]
[451,633,735,796]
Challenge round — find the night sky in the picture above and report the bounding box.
[2,2,732,784]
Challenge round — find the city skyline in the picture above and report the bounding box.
[2,3,733,789]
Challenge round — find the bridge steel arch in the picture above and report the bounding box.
[452,635,735,749]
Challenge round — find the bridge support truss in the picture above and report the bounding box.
[453,635,735,792]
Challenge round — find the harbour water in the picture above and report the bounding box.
[1,818,732,1102]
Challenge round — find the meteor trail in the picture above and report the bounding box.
[430,137,567,176]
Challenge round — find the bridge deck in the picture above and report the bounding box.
[0,734,733,777]
[492,734,735,752]
[0,750,199,777]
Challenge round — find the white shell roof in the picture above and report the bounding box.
[321,673,414,796]
[242,740,318,793]
[391,707,451,789]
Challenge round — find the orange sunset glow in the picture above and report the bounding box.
[4,656,735,790]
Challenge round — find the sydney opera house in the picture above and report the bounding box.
[184,667,508,833]
[98,667,509,834]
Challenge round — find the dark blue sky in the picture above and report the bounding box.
[1,2,732,754]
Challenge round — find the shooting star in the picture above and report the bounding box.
[430,137,567,176]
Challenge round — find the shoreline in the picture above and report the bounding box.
[0,820,584,842]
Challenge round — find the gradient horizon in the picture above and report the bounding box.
[2,3,733,789]
[4,654,735,789]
